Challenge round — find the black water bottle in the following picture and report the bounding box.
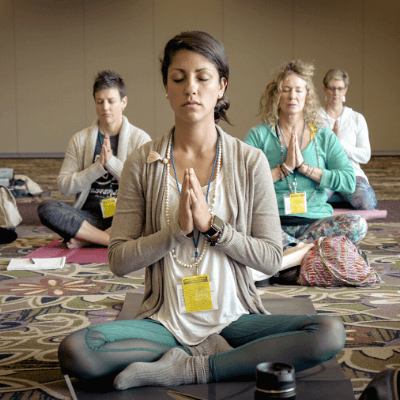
[255,362,296,399]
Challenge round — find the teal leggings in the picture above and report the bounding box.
[58,314,345,382]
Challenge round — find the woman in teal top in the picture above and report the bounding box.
[245,60,367,251]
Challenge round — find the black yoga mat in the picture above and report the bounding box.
[63,292,355,400]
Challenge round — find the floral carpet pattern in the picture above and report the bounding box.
[0,223,399,399]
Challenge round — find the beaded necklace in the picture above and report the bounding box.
[278,122,305,150]
[165,130,222,269]
[276,123,320,202]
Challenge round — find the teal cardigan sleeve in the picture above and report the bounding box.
[319,131,356,193]
[244,126,263,149]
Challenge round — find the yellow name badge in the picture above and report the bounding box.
[100,197,117,218]
[182,275,213,313]
[284,192,307,215]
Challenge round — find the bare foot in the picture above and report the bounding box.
[66,238,91,249]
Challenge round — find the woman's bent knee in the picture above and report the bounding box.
[351,196,378,210]
[346,214,368,244]
[316,316,345,358]
[59,329,105,380]
[37,200,57,222]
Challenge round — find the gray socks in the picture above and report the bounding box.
[113,347,210,390]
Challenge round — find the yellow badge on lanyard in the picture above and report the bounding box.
[284,192,307,214]
[182,274,213,313]
[100,197,117,218]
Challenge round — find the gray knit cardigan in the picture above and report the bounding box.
[108,126,283,319]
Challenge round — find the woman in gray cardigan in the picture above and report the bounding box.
[58,32,345,390]
[38,70,151,248]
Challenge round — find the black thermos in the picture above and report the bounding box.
[255,362,296,399]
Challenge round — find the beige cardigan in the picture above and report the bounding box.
[57,116,151,209]
[108,126,283,319]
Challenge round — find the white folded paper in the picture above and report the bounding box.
[7,257,66,271]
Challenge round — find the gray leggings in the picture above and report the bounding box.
[37,200,112,241]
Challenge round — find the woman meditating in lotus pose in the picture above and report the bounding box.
[38,70,151,248]
[245,60,368,262]
[58,32,345,390]
[317,68,377,210]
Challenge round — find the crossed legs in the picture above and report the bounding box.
[58,314,345,389]
[38,200,112,248]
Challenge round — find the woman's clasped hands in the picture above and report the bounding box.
[179,168,212,236]
[285,132,304,171]
[99,136,113,167]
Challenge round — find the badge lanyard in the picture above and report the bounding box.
[98,131,116,218]
[171,132,220,271]
[277,122,305,194]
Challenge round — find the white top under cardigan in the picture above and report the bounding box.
[317,106,371,182]
[152,170,248,346]
[57,116,151,209]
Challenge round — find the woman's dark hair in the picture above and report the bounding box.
[93,70,126,100]
[160,31,230,124]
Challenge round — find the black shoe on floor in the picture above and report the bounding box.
[0,228,18,244]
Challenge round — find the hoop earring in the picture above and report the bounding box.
[342,95,346,103]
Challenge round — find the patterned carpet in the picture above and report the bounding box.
[0,157,399,399]
[0,224,398,399]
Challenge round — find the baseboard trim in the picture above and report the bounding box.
[0,153,65,158]
[372,150,400,156]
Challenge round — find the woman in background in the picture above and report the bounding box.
[245,60,367,255]
[38,70,151,248]
[318,68,377,210]
[58,32,345,391]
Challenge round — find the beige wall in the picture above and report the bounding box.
[1,0,399,156]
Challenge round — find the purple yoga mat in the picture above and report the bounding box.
[332,208,387,220]
[24,239,108,264]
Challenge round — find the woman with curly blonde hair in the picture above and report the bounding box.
[260,60,320,127]
[245,60,367,282]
